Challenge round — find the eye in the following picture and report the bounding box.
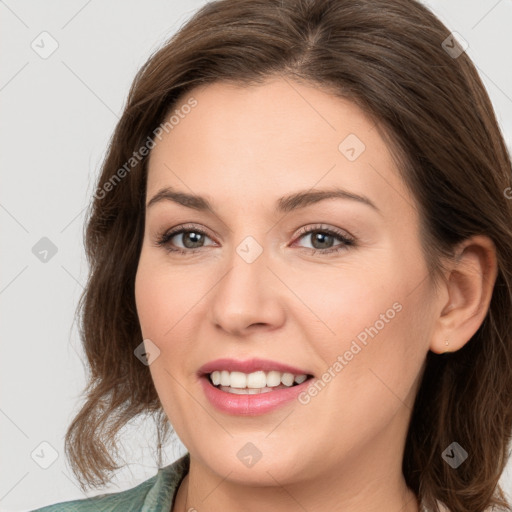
[155,224,216,255]
[155,223,356,256]
[292,224,355,255]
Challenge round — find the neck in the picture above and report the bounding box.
[173,451,420,512]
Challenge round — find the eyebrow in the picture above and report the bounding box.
[146,186,380,214]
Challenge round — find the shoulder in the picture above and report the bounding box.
[30,453,190,512]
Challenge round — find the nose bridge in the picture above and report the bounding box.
[209,233,285,334]
[220,234,270,308]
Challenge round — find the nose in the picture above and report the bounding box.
[208,248,287,337]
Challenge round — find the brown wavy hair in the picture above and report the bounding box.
[65,0,512,510]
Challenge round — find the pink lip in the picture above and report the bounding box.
[200,375,314,415]
[197,357,313,377]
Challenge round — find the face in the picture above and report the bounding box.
[135,77,438,489]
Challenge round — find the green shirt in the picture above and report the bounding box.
[31,453,190,512]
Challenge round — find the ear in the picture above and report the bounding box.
[430,235,498,354]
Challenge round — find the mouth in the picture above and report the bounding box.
[204,370,315,395]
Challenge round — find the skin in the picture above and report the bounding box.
[134,76,497,512]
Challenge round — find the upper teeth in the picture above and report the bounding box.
[210,370,308,388]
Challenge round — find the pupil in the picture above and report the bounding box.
[184,232,203,248]
[313,232,333,249]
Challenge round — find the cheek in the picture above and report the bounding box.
[307,252,429,392]
[134,255,199,425]
[134,260,164,341]
[305,290,428,449]
[294,259,398,353]
[134,252,205,342]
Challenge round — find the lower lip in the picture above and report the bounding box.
[200,375,314,415]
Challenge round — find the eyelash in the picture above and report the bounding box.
[155,223,355,256]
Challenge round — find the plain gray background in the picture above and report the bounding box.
[1,1,511,510]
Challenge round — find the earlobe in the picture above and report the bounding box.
[429,235,498,355]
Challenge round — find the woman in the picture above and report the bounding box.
[32,0,512,511]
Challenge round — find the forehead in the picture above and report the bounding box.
[146,78,415,220]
